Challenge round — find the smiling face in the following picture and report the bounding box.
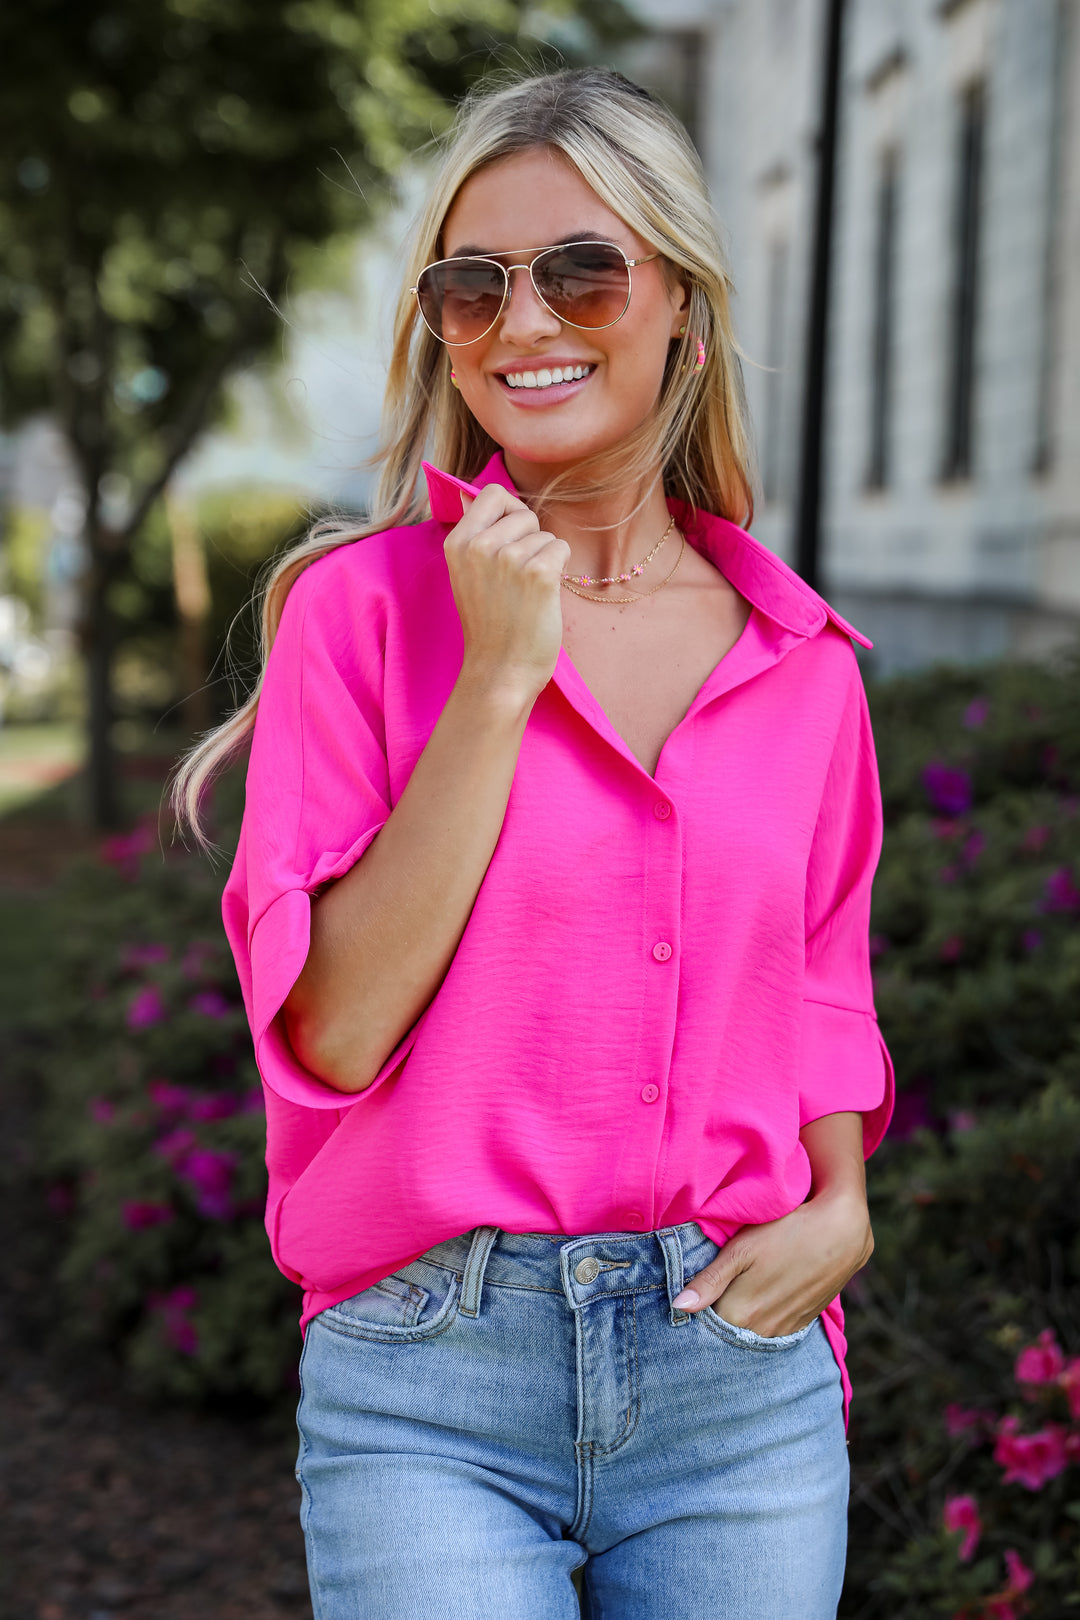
[439,147,688,488]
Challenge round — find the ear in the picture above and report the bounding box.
[668,277,691,340]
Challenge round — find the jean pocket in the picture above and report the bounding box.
[317,1257,461,1343]
[699,1307,818,1352]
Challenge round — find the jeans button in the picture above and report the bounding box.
[574,1257,601,1284]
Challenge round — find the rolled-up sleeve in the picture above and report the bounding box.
[222,554,417,1111]
[799,654,894,1155]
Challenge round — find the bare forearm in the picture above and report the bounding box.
[283,673,533,1091]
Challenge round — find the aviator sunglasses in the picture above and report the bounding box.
[411,239,659,346]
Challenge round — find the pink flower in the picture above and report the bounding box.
[980,1547,1035,1620]
[962,829,986,867]
[939,864,959,885]
[89,1097,116,1124]
[241,1087,265,1114]
[180,941,218,980]
[943,1494,981,1561]
[121,1199,174,1231]
[187,1093,239,1122]
[948,1110,978,1134]
[188,989,232,1020]
[46,1182,76,1216]
[1042,866,1080,913]
[120,942,169,970]
[127,985,166,1030]
[1021,929,1043,954]
[1059,1358,1080,1421]
[939,934,963,962]
[869,933,890,961]
[153,1127,197,1166]
[993,1415,1068,1489]
[963,698,990,729]
[1015,1329,1065,1388]
[1003,1550,1034,1594]
[1021,825,1050,853]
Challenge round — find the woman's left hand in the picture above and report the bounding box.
[672,1112,874,1338]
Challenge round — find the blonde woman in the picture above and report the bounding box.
[178,67,893,1620]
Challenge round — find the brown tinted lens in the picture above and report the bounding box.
[533,243,631,328]
[417,259,506,343]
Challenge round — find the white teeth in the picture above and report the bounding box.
[503,365,591,390]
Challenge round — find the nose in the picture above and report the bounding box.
[496,263,563,345]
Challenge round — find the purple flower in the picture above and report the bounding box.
[1022,929,1043,954]
[922,762,973,818]
[120,942,170,970]
[962,698,990,730]
[122,1199,174,1231]
[127,985,167,1030]
[242,1087,265,1114]
[869,934,890,961]
[188,989,232,1020]
[889,1086,933,1141]
[1042,866,1080,913]
[938,864,959,885]
[154,1126,197,1166]
[961,829,986,867]
[89,1097,116,1124]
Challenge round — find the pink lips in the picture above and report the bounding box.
[493,366,594,407]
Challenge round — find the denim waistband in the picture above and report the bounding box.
[417,1223,722,1324]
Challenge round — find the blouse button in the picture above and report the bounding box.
[652,941,673,962]
[653,801,672,821]
[625,1211,644,1227]
[641,1083,660,1104]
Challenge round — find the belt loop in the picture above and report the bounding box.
[459,1226,499,1318]
[658,1228,690,1326]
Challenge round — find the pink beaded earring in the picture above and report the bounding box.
[450,369,459,388]
[678,327,706,373]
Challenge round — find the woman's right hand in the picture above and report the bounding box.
[443,484,571,707]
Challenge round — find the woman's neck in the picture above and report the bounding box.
[502,453,673,583]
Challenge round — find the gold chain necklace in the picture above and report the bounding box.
[560,514,675,589]
[561,532,686,606]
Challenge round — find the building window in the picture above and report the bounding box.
[762,240,789,503]
[867,148,900,490]
[942,80,986,481]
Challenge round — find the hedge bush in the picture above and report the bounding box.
[19,645,1080,1610]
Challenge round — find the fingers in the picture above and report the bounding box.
[446,482,535,545]
[673,1242,751,1313]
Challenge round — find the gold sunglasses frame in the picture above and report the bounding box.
[410,240,659,346]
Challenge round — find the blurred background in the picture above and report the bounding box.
[1,3,1078,1619]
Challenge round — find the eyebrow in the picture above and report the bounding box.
[445,233,623,259]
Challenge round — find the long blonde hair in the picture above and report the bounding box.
[173,66,757,843]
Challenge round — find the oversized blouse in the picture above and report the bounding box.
[222,451,894,1420]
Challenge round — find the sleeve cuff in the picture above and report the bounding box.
[799,999,895,1157]
[248,823,421,1111]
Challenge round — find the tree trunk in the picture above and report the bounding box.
[166,489,212,738]
[82,557,120,830]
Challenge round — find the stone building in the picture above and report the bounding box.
[630,0,1080,671]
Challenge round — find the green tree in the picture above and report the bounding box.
[0,0,632,825]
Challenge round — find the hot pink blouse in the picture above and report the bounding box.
[222,452,894,1418]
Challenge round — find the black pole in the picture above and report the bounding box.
[794,0,846,593]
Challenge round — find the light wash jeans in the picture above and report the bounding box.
[295,1223,849,1619]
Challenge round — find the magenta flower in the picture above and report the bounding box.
[120,942,170,970]
[962,829,986,867]
[1021,929,1043,954]
[188,989,232,1020]
[178,1147,238,1220]
[127,985,167,1030]
[1042,866,1080,913]
[983,1550,1035,1620]
[180,941,218,980]
[962,697,990,729]
[993,1416,1068,1489]
[943,1493,981,1561]
[1059,1358,1080,1421]
[948,1109,978,1134]
[869,934,890,961]
[1015,1329,1065,1388]
[187,1093,239,1122]
[939,935,963,962]
[153,1126,197,1166]
[89,1097,116,1124]
[938,864,959,885]
[122,1199,174,1231]
[889,1086,932,1141]
[46,1182,76,1217]
[944,1403,994,1441]
[148,1285,200,1355]
[242,1087,265,1114]
[922,762,973,817]
[147,1078,192,1117]
[100,823,155,880]
[1022,825,1050,853]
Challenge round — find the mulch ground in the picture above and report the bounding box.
[0,757,314,1620]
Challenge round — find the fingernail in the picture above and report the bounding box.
[673,1289,699,1309]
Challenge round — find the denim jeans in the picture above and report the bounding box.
[295,1223,848,1619]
